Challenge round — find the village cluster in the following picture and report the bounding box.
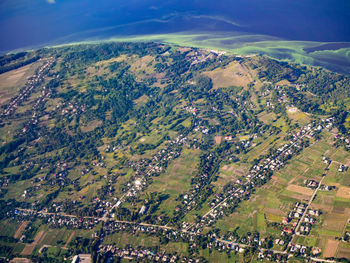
[185,120,329,234]
[1,57,55,117]
[2,43,349,262]
[7,116,342,262]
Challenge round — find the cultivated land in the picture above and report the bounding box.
[0,42,350,262]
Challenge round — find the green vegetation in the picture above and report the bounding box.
[0,41,350,262]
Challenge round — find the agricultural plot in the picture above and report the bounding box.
[14,221,29,239]
[203,60,255,89]
[214,181,293,237]
[323,239,339,258]
[103,232,190,256]
[41,228,74,247]
[286,185,314,196]
[213,162,249,189]
[145,148,200,216]
[1,42,350,262]
[0,61,42,107]
[286,107,311,126]
[0,220,21,237]
[21,230,46,256]
[337,243,350,259]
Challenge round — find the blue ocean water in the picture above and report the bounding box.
[0,0,349,52]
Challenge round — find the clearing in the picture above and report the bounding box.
[323,239,339,258]
[0,61,41,107]
[14,221,29,239]
[336,186,350,199]
[81,119,103,133]
[21,230,46,256]
[214,136,222,144]
[203,61,254,89]
[286,184,314,196]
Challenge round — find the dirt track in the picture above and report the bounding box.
[14,221,29,239]
[21,230,46,256]
[63,231,75,249]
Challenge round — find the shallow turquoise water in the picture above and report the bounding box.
[0,0,349,52]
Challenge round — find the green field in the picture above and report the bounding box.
[1,41,350,262]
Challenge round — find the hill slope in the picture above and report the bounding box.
[0,42,350,262]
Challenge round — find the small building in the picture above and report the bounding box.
[139,205,148,215]
[72,254,92,263]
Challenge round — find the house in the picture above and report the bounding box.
[283,228,293,234]
[139,205,148,215]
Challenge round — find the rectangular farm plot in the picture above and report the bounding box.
[323,239,339,258]
[0,220,21,237]
[337,243,350,259]
[336,186,350,199]
[14,221,29,239]
[320,213,348,237]
[21,230,46,256]
[286,184,314,196]
[145,148,200,216]
[330,148,350,164]
[213,162,249,188]
[41,228,73,246]
[0,61,42,107]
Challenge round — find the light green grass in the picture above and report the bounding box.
[318,229,342,237]
[49,32,350,75]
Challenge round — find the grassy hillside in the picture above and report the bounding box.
[0,42,350,262]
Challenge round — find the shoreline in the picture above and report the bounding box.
[1,32,350,75]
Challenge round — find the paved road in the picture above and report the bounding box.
[15,129,338,262]
[18,207,339,262]
[16,208,174,230]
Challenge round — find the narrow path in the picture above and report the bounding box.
[63,231,75,249]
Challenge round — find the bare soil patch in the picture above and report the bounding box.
[0,62,39,107]
[0,64,31,85]
[221,165,233,172]
[178,47,192,53]
[258,111,277,125]
[134,94,149,105]
[337,245,350,259]
[221,165,247,176]
[276,80,291,86]
[9,258,32,263]
[336,186,350,199]
[310,203,333,212]
[14,221,29,239]
[203,61,254,89]
[21,230,46,256]
[286,184,314,196]
[332,207,345,214]
[287,107,298,114]
[129,55,155,74]
[81,120,102,133]
[263,207,284,216]
[323,215,347,232]
[214,136,222,145]
[271,176,280,182]
[323,239,339,258]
